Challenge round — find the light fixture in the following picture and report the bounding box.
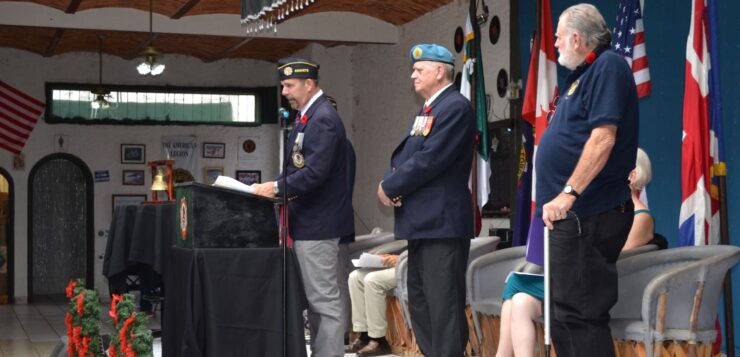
[91,35,111,110]
[137,0,165,76]
[241,0,319,35]
[137,46,165,76]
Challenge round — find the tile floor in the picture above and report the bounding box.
[0,295,162,357]
[0,296,395,357]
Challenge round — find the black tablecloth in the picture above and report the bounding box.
[128,203,177,276]
[163,247,308,357]
[103,203,177,280]
[102,204,139,280]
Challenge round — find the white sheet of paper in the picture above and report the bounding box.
[212,175,255,194]
[352,252,385,268]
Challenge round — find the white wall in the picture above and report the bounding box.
[0,0,512,301]
[350,0,511,234]
[0,48,283,300]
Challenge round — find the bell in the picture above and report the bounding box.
[151,168,168,192]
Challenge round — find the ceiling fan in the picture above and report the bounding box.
[137,0,165,76]
[91,35,112,110]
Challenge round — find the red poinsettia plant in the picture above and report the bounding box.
[65,279,103,357]
[107,293,153,357]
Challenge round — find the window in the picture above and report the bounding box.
[45,83,279,125]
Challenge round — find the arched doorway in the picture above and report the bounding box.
[28,153,93,301]
[0,167,13,303]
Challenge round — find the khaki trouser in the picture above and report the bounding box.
[348,267,397,338]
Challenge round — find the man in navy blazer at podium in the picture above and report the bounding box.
[254,57,354,357]
[377,44,475,357]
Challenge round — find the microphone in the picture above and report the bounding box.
[278,107,291,122]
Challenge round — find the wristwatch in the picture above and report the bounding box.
[273,181,279,195]
[563,185,580,199]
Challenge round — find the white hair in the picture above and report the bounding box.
[442,63,454,82]
[560,3,612,47]
[631,148,652,191]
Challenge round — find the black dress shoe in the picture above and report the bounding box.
[357,340,392,356]
[345,337,367,353]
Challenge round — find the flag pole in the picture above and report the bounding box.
[543,225,551,357]
[469,0,480,235]
[533,2,551,355]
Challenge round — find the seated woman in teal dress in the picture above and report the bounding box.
[495,148,654,357]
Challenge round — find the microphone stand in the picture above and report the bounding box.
[280,113,291,357]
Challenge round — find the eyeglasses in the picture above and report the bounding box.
[546,95,560,124]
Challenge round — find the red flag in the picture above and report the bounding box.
[521,0,558,265]
[0,81,44,154]
[679,0,713,246]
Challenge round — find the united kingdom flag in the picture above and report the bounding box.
[680,0,720,246]
[611,0,651,98]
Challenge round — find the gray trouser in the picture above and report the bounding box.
[294,238,343,357]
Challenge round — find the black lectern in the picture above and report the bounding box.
[174,182,279,248]
[163,183,307,357]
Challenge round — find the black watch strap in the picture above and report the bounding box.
[563,185,580,199]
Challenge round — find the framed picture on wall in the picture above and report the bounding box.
[204,166,224,184]
[111,194,146,214]
[122,170,145,185]
[202,142,226,159]
[236,170,261,185]
[121,144,146,164]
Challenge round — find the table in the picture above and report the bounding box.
[103,202,177,280]
[163,247,307,357]
[103,203,176,300]
[103,203,308,356]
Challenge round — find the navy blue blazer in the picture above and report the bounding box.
[277,94,354,241]
[382,85,475,240]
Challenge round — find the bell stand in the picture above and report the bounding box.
[146,160,175,203]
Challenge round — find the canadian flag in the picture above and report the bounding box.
[521,0,558,265]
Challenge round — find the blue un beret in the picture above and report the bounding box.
[277,57,319,80]
[410,44,455,66]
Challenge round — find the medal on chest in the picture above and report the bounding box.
[410,105,435,137]
[292,132,305,168]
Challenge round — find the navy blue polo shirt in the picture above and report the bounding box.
[535,47,638,218]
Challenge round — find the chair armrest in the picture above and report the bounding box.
[641,248,740,336]
[466,246,526,308]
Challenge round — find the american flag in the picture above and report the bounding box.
[611,0,651,98]
[0,81,44,154]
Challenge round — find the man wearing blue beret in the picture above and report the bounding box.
[254,57,354,357]
[377,44,475,357]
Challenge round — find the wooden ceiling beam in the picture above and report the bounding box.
[171,0,200,19]
[65,0,82,14]
[44,29,65,57]
[205,37,253,63]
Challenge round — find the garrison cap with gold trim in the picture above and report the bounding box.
[277,57,319,80]
[410,44,455,66]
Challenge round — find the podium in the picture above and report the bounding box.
[163,183,307,357]
[174,182,279,248]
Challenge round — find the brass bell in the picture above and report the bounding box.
[151,168,168,192]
